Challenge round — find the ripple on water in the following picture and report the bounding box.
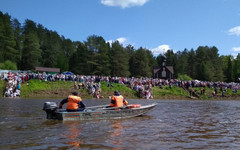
[1,99,240,149]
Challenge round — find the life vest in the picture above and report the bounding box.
[110,95,124,107]
[67,95,82,110]
[127,104,141,108]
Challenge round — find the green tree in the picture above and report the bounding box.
[11,18,22,68]
[198,61,212,81]
[62,38,75,58]
[21,20,41,70]
[208,46,224,81]
[195,46,214,81]
[95,37,111,75]
[145,49,157,77]
[175,49,188,77]
[156,54,166,66]
[186,49,196,79]
[0,12,4,62]
[40,30,55,67]
[226,57,233,82]
[69,42,89,74]
[165,50,177,78]
[126,44,136,77]
[85,35,111,75]
[131,47,152,77]
[233,54,240,82]
[49,31,63,68]
[56,53,69,72]
[0,12,18,63]
[110,41,130,77]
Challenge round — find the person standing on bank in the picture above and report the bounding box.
[59,91,86,111]
[109,90,128,107]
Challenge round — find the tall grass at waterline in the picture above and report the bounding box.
[0,80,6,98]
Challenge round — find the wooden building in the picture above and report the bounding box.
[153,57,174,79]
[35,67,60,74]
[153,66,174,79]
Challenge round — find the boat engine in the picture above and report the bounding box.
[43,102,58,119]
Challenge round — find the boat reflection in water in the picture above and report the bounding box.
[109,121,124,150]
[63,122,84,148]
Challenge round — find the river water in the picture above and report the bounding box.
[1,98,240,150]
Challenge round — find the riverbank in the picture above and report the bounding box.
[0,80,6,97]
[19,80,139,99]
[1,79,240,100]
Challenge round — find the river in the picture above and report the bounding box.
[1,98,240,150]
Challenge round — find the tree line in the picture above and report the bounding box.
[0,11,239,82]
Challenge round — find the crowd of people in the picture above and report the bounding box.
[2,72,21,97]
[1,71,240,98]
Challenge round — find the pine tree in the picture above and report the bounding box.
[132,47,151,77]
[11,18,22,68]
[0,12,5,62]
[69,42,89,75]
[110,41,130,77]
[0,12,18,63]
[126,44,136,77]
[226,57,233,82]
[85,35,111,75]
[21,20,41,70]
[187,49,196,79]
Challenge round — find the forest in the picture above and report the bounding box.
[0,11,239,82]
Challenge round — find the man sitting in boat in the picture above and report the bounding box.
[59,91,86,111]
[109,90,128,107]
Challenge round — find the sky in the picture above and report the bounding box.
[0,0,240,57]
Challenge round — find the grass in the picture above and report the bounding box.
[100,82,138,99]
[21,80,74,98]
[152,85,189,99]
[0,80,6,98]
[192,87,240,100]
[3,79,240,100]
[20,80,138,99]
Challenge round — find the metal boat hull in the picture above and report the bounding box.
[55,103,157,121]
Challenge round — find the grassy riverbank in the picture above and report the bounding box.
[0,80,6,98]
[20,80,139,99]
[1,79,240,100]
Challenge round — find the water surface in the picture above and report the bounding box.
[1,98,240,149]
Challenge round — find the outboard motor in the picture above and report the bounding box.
[43,102,58,119]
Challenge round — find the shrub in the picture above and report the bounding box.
[178,74,192,81]
[0,60,17,70]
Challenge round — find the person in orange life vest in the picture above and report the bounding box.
[59,91,86,111]
[109,90,128,107]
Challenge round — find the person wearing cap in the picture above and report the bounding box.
[59,91,86,111]
[109,90,128,107]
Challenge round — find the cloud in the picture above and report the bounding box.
[101,0,149,9]
[231,53,238,59]
[231,47,240,58]
[232,47,240,52]
[107,37,132,46]
[116,37,127,44]
[228,26,240,36]
[151,44,171,56]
